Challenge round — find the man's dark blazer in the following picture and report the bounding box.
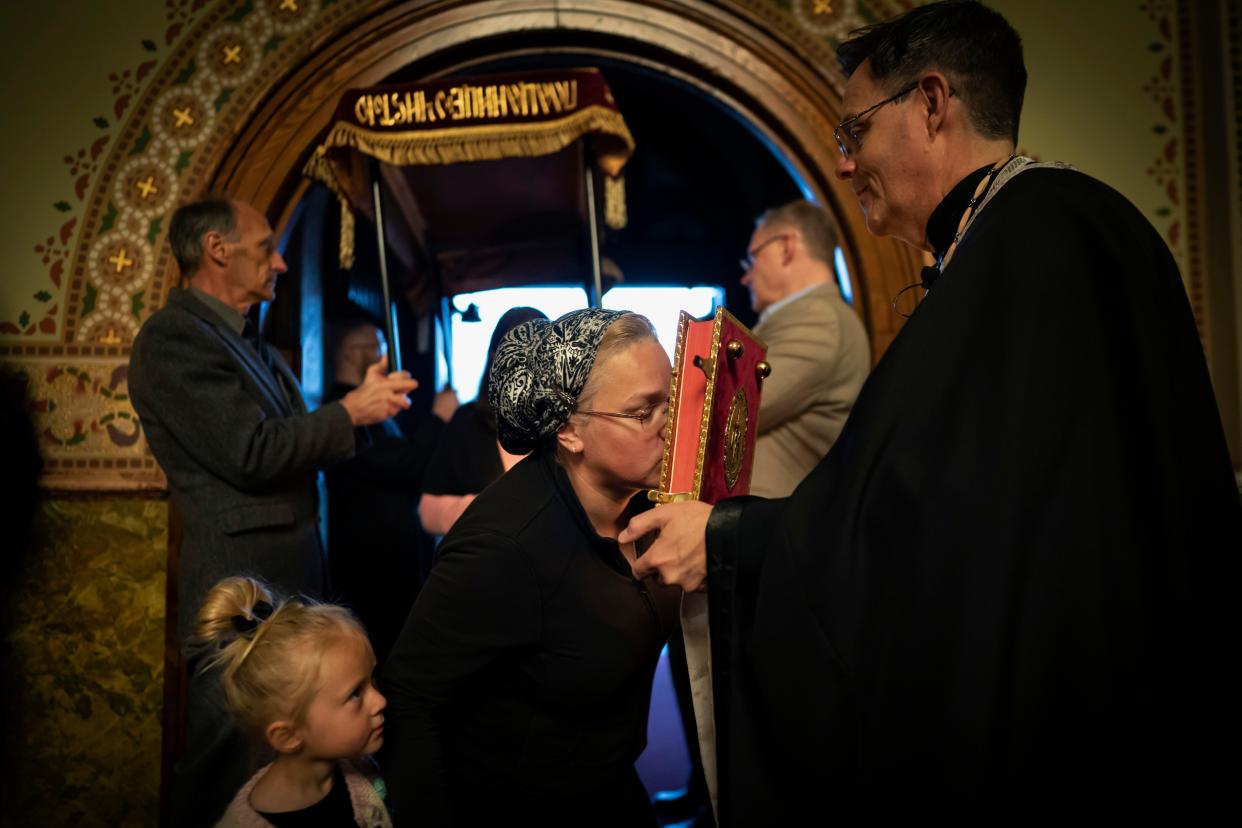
[129,287,355,640]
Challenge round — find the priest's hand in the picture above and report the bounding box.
[621,500,713,591]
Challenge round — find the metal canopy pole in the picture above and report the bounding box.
[439,296,454,390]
[584,163,603,309]
[368,158,402,373]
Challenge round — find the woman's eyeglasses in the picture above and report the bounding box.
[577,401,670,430]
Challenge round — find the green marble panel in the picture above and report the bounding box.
[1,497,168,827]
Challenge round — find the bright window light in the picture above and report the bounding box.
[603,285,723,358]
[444,284,725,402]
[447,287,588,401]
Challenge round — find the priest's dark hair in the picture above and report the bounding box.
[837,0,1026,144]
[169,195,237,278]
[757,200,839,269]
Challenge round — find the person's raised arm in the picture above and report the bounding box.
[130,322,357,490]
[340,358,418,426]
[418,493,476,536]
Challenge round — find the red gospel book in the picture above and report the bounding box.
[650,307,770,505]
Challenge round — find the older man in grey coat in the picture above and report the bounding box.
[129,196,416,826]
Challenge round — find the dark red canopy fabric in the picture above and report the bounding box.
[303,68,634,295]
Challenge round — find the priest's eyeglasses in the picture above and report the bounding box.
[578,401,669,430]
[833,83,918,159]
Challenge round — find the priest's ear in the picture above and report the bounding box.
[918,72,954,137]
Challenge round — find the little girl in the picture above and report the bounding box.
[197,576,392,827]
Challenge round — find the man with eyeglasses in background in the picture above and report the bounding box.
[739,200,870,498]
[621,1,1240,825]
[651,202,871,827]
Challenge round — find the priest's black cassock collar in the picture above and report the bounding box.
[920,162,998,290]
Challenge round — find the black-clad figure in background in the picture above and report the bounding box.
[325,315,459,665]
[418,306,547,536]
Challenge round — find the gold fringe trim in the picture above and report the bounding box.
[303,106,637,267]
[604,174,627,229]
[317,105,634,177]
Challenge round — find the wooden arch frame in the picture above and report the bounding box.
[210,0,922,357]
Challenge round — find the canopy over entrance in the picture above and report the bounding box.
[304,67,634,307]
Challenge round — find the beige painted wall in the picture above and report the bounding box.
[994,0,1178,261]
[992,0,1239,466]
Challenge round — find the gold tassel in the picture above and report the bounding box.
[604,174,627,229]
[339,198,355,270]
[301,152,358,269]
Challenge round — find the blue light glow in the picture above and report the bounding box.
[834,245,855,305]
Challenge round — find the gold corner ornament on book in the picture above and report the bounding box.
[302,68,635,268]
[649,308,770,506]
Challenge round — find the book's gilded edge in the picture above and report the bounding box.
[656,309,693,496]
[717,306,767,352]
[692,307,726,500]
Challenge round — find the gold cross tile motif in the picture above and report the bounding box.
[222,44,242,64]
[813,0,834,15]
[173,107,195,128]
[135,177,158,199]
[279,0,299,12]
[109,249,135,273]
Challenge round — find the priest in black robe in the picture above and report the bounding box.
[623,2,1242,824]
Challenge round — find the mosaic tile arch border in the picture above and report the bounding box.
[0,0,1207,490]
[1,0,371,490]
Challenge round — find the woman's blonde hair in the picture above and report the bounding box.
[195,576,370,738]
[575,312,658,410]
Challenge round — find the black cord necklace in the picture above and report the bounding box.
[891,156,1017,318]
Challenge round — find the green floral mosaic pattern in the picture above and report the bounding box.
[1,498,167,827]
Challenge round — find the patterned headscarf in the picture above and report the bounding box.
[489,307,628,454]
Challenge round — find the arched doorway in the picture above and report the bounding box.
[208,0,923,359]
[160,1,927,803]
